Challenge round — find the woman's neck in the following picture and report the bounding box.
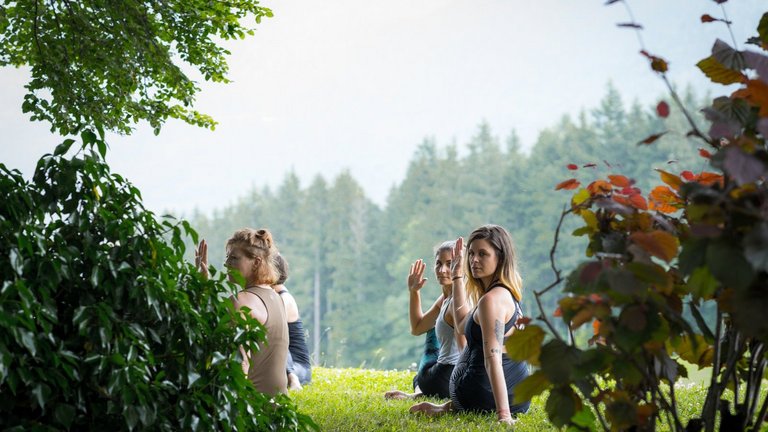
[441,284,452,298]
[480,276,495,292]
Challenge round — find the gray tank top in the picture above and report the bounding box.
[435,296,460,365]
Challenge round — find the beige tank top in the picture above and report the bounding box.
[243,286,289,395]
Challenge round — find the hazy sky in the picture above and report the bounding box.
[1,0,764,214]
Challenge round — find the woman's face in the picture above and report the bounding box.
[224,244,257,285]
[434,249,453,287]
[468,239,499,282]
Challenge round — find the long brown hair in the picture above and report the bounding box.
[226,228,279,285]
[464,224,523,305]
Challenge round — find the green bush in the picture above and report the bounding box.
[0,133,315,431]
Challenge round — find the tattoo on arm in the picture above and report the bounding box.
[494,319,504,347]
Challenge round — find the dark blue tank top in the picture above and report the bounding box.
[449,286,531,414]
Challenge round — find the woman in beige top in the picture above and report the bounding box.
[196,228,289,395]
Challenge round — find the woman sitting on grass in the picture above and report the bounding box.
[411,225,531,424]
[195,228,289,396]
[272,253,312,389]
[384,241,464,400]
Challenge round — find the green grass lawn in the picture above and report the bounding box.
[291,367,766,431]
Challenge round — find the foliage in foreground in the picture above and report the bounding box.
[0,134,315,431]
[0,0,272,135]
[505,6,768,432]
[292,367,719,432]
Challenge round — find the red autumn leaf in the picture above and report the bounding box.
[583,163,597,168]
[567,163,579,170]
[620,187,641,196]
[699,148,712,159]
[656,101,670,118]
[553,307,562,317]
[516,316,532,326]
[555,178,581,191]
[681,170,695,181]
[732,79,768,117]
[629,194,648,210]
[579,262,603,284]
[608,174,632,187]
[629,230,680,262]
[648,186,682,214]
[701,14,717,23]
[637,131,668,145]
[587,180,613,196]
[613,195,631,207]
[588,293,603,304]
[656,169,683,191]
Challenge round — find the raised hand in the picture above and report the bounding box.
[195,239,209,280]
[450,237,464,279]
[407,259,427,293]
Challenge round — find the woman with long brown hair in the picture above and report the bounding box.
[410,224,531,424]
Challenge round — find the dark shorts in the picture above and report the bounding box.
[412,360,454,399]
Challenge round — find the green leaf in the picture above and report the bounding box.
[512,370,550,404]
[55,403,76,428]
[706,240,754,290]
[679,238,708,276]
[744,223,768,273]
[687,267,718,300]
[546,386,581,428]
[758,12,768,45]
[505,324,545,366]
[540,340,580,385]
[570,406,597,431]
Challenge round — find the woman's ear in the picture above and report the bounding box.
[252,256,262,271]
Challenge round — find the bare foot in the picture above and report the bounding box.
[409,401,451,416]
[384,390,414,400]
[288,373,303,390]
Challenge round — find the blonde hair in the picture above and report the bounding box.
[226,228,279,285]
[464,224,523,305]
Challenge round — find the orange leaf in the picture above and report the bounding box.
[656,169,683,191]
[592,319,601,336]
[629,230,680,262]
[699,148,712,159]
[567,164,578,170]
[553,307,562,317]
[608,174,632,187]
[555,178,581,190]
[637,131,668,145]
[587,180,612,196]
[732,79,768,117]
[701,14,717,23]
[681,170,695,181]
[648,186,682,214]
[696,171,724,187]
[629,194,648,210]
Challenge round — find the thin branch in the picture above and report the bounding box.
[533,205,571,341]
[620,0,646,49]
[33,0,45,61]
[703,308,723,432]
[719,4,738,51]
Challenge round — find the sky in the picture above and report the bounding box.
[1,0,764,215]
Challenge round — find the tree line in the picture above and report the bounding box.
[188,84,708,370]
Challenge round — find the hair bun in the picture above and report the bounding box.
[255,229,273,247]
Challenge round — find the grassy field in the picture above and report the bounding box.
[290,367,724,431]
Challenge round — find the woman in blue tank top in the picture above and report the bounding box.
[410,225,531,424]
[384,240,465,400]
